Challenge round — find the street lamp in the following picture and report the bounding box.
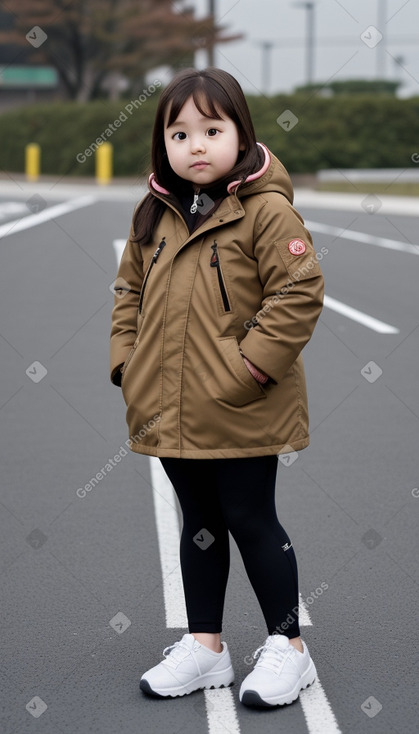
[376,0,387,78]
[255,40,274,94]
[293,1,316,85]
[208,0,216,66]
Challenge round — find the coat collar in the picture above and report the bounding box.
[162,193,246,249]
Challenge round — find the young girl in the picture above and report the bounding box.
[110,67,324,708]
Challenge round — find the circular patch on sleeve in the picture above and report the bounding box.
[288,239,306,255]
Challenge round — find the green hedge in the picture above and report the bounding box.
[1,93,418,175]
[248,94,419,172]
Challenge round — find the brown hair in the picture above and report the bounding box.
[132,67,263,246]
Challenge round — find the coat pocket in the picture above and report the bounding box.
[121,343,137,378]
[210,336,267,407]
[120,314,144,385]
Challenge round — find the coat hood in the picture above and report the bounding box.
[148,142,294,206]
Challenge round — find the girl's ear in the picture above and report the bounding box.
[239,141,246,151]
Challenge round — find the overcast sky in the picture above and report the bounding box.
[190,0,419,97]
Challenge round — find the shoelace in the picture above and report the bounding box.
[252,641,294,674]
[162,640,194,668]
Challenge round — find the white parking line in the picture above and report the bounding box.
[306,219,419,256]
[113,238,126,262]
[204,688,240,734]
[0,195,97,239]
[0,201,29,220]
[301,679,342,734]
[149,457,186,628]
[323,295,399,334]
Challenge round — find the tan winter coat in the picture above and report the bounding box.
[110,144,324,458]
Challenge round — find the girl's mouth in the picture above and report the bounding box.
[191,161,209,169]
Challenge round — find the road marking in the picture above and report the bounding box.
[0,201,30,220]
[204,688,240,734]
[306,219,419,256]
[114,243,341,734]
[300,679,342,734]
[149,457,186,628]
[113,238,126,262]
[323,295,399,334]
[299,595,312,626]
[0,195,97,239]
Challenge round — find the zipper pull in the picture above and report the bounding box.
[210,241,218,266]
[152,237,166,262]
[190,190,200,214]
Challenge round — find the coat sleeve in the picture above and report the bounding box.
[239,193,324,384]
[110,223,144,386]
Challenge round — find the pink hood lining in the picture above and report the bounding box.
[148,142,271,197]
[227,142,271,193]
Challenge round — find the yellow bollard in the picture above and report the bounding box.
[96,142,113,185]
[25,143,41,181]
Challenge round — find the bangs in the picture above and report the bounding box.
[166,82,227,127]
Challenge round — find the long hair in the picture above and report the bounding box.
[132,67,263,246]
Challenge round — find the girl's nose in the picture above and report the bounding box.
[190,137,206,154]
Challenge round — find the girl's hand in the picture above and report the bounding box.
[241,354,269,384]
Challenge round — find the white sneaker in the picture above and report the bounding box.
[239,634,316,707]
[140,633,235,698]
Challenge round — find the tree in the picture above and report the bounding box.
[0,0,242,101]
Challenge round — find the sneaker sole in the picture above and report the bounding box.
[140,671,235,698]
[240,662,317,708]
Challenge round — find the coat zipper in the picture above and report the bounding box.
[190,189,200,213]
[210,240,231,312]
[189,189,201,214]
[138,237,166,313]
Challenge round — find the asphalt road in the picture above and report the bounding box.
[0,180,418,734]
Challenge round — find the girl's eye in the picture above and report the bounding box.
[207,128,219,137]
[173,132,187,140]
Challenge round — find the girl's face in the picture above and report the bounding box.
[164,95,244,188]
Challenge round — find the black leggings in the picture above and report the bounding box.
[160,455,300,638]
